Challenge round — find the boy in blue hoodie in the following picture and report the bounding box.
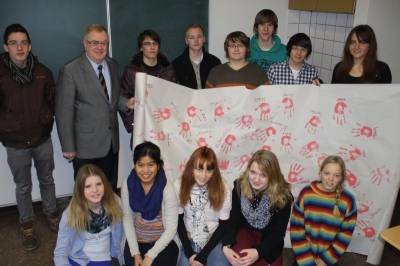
[249,9,287,73]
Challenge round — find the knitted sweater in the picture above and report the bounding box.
[290,181,357,266]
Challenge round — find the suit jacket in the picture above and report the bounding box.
[55,54,127,159]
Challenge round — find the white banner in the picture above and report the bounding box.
[133,73,400,265]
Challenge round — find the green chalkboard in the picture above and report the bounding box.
[1,0,209,76]
[0,0,107,78]
[110,0,208,68]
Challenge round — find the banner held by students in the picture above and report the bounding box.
[133,73,400,265]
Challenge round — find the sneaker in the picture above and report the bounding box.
[21,222,39,251]
[46,211,59,232]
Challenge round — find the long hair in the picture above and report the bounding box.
[319,155,346,217]
[334,25,378,82]
[179,147,226,210]
[67,164,122,231]
[238,150,291,209]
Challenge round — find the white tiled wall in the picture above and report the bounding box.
[287,10,354,83]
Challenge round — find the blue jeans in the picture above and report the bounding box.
[178,241,229,266]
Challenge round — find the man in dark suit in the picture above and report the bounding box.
[55,24,134,191]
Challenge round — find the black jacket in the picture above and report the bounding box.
[120,52,175,132]
[172,47,221,89]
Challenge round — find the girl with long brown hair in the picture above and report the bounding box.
[175,146,231,266]
[54,164,123,266]
[331,25,391,83]
[222,150,292,266]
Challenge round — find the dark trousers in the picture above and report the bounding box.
[73,146,118,192]
[124,240,178,266]
[232,227,283,266]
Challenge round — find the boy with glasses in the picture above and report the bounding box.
[0,23,59,251]
[206,31,268,90]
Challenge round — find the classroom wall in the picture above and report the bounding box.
[208,0,289,62]
[354,0,400,83]
[0,0,208,207]
[209,0,399,83]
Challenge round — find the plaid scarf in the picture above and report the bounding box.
[0,52,35,85]
[87,206,110,234]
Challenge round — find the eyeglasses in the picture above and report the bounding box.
[227,43,245,49]
[86,40,108,47]
[142,41,159,46]
[7,40,30,47]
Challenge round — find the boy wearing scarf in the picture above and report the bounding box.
[0,24,58,251]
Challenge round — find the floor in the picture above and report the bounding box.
[0,196,399,266]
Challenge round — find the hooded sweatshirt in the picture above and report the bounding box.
[249,34,287,73]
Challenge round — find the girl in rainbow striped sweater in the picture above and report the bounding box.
[290,155,357,266]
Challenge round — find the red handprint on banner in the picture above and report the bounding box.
[255,102,271,120]
[196,137,208,147]
[370,166,392,185]
[153,107,172,122]
[345,169,360,188]
[221,134,236,153]
[187,105,206,121]
[317,153,328,167]
[280,133,292,152]
[236,114,253,129]
[333,99,348,125]
[149,130,168,141]
[258,126,277,142]
[338,145,365,162]
[260,144,272,151]
[304,114,321,135]
[287,163,305,183]
[352,123,377,139]
[357,221,376,239]
[218,160,230,171]
[299,140,319,158]
[234,153,252,170]
[214,104,228,121]
[282,96,294,119]
[179,159,187,173]
[358,201,372,215]
[179,121,191,138]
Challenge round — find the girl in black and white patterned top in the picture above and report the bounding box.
[175,147,231,266]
